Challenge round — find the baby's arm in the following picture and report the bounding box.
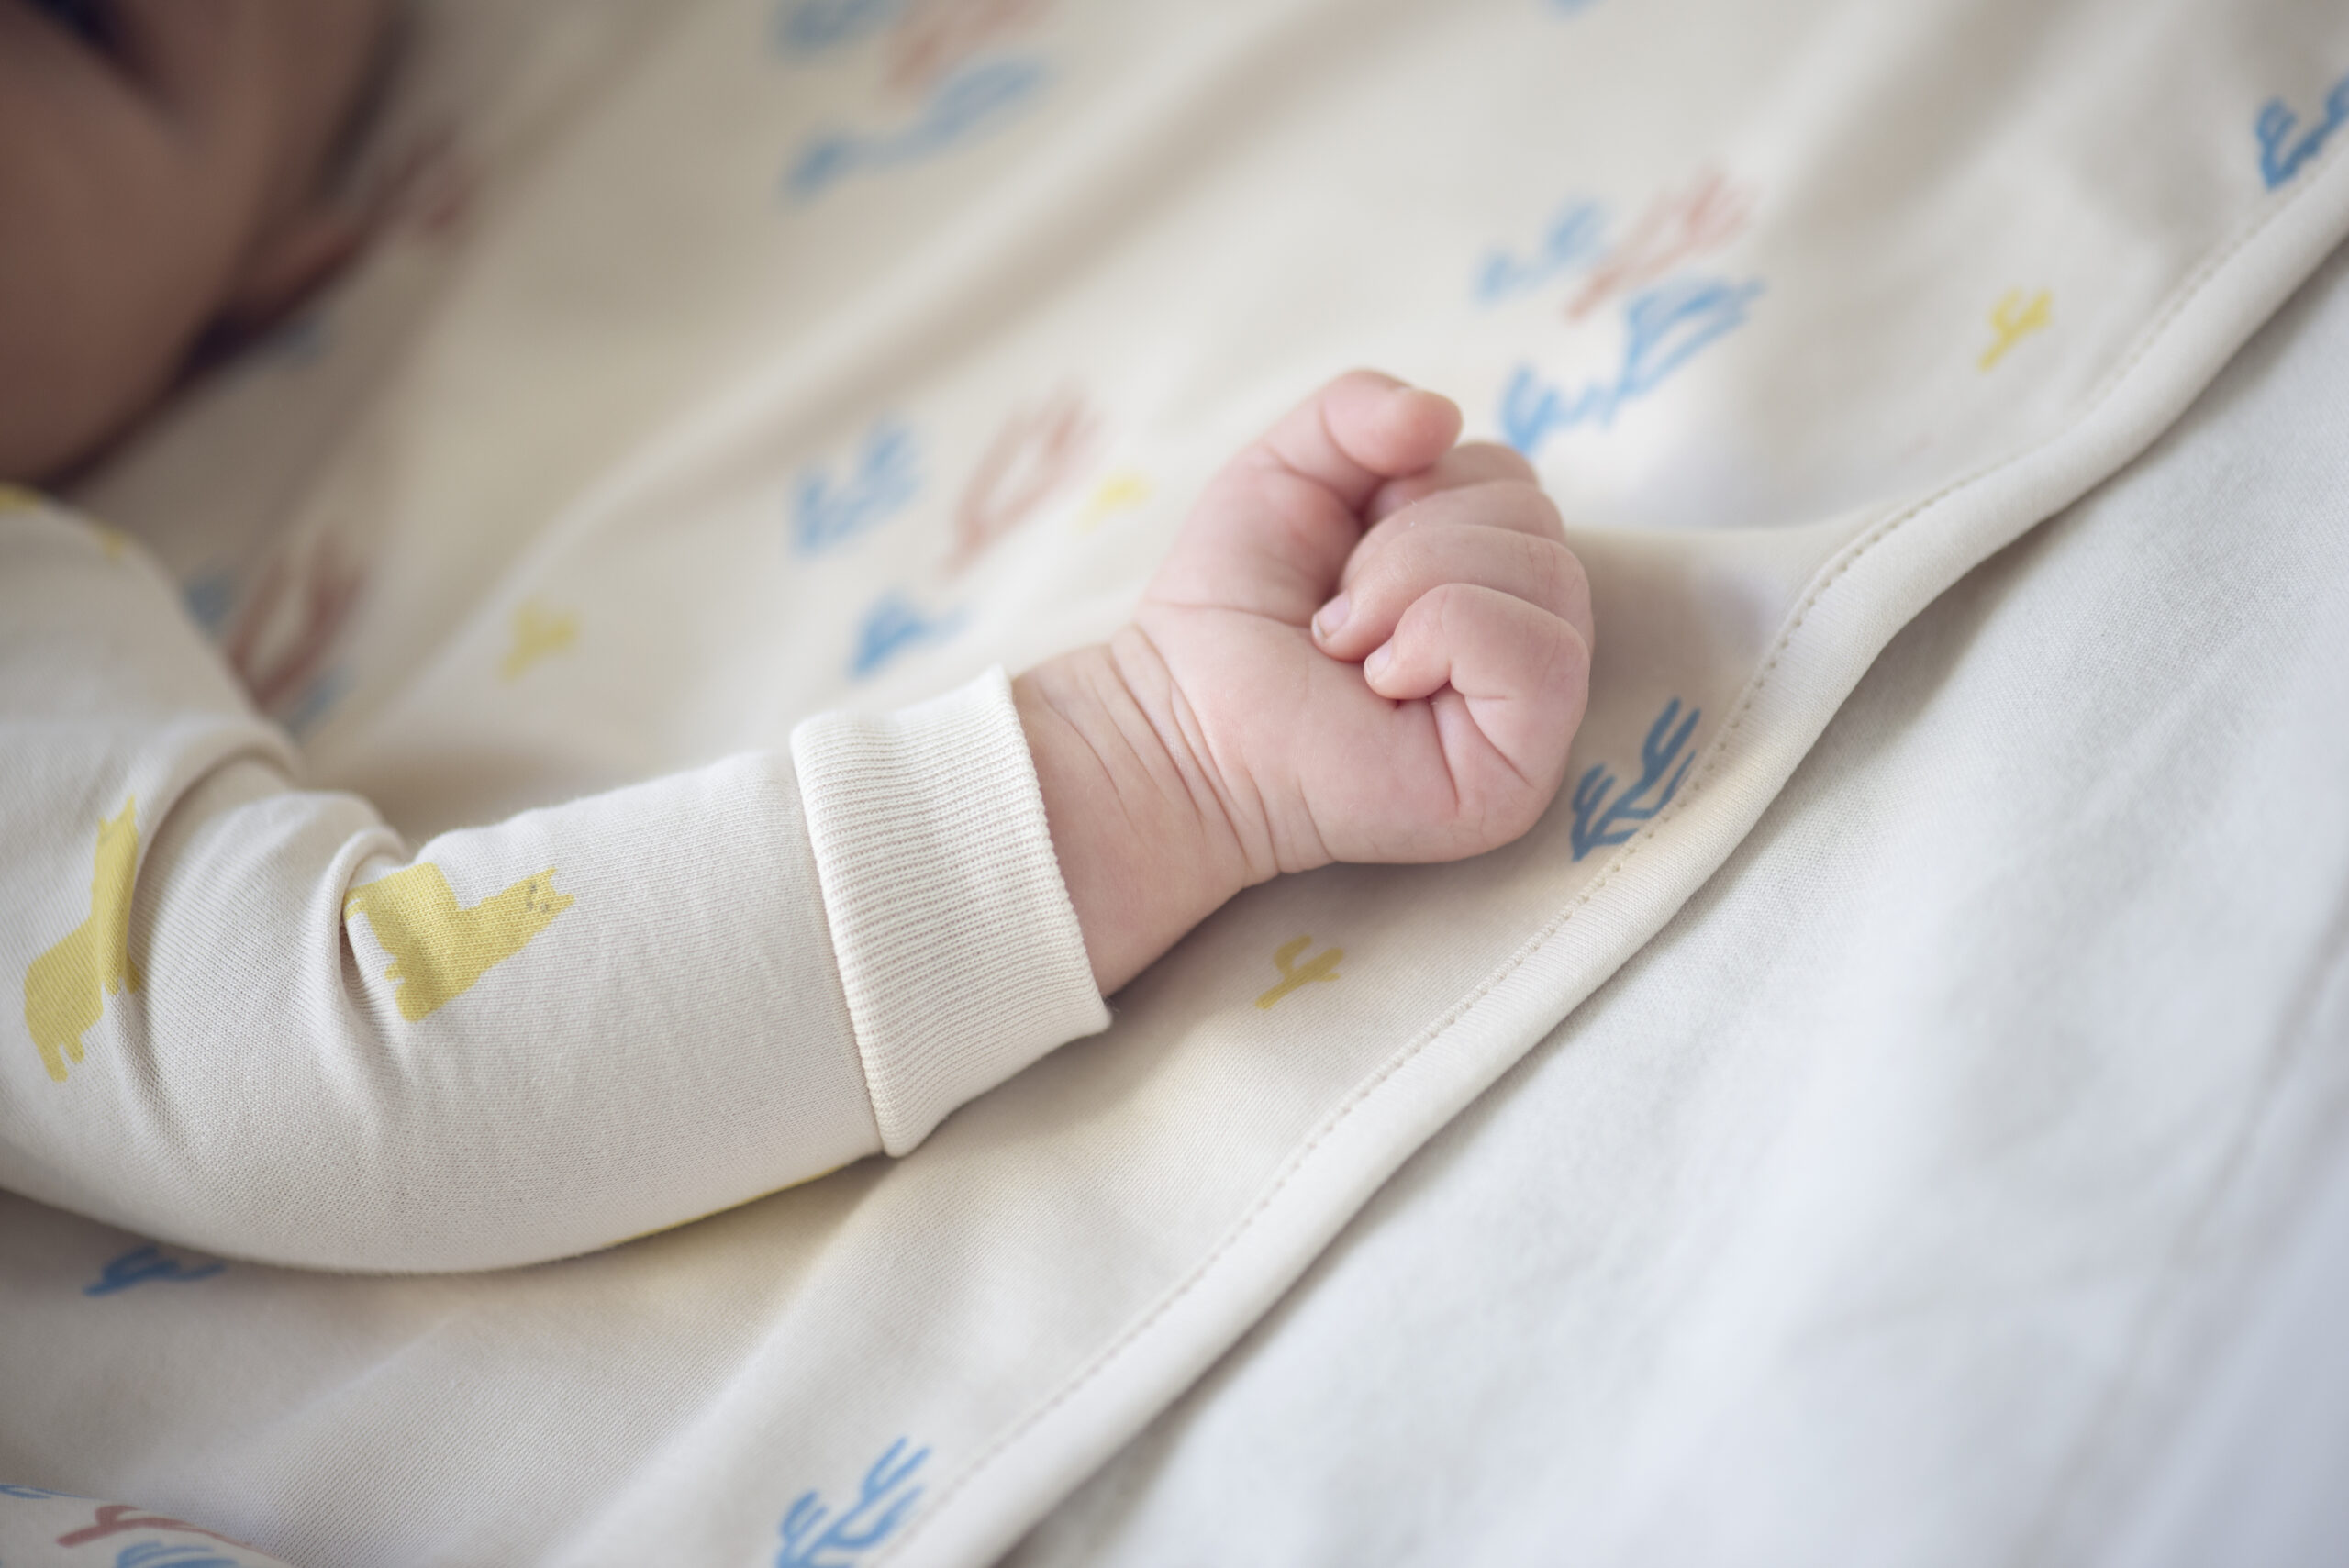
[1023,371,1592,994]
[0,374,1584,1274]
[3,501,1102,1272]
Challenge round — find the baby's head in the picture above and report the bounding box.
[0,0,395,482]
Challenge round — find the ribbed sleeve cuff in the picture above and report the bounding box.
[791,667,1109,1155]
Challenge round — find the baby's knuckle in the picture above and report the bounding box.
[1513,485,1566,536]
[1356,531,1419,596]
[1372,526,1442,592]
[1542,622,1592,700]
[1463,441,1539,483]
[1532,538,1582,604]
[1399,584,1446,641]
[1436,581,1489,641]
[1554,538,1590,589]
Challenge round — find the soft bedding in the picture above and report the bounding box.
[1012,229,2349,1568]
[4,1,2348,1564]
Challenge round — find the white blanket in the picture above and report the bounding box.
[1013,231,2349,1568]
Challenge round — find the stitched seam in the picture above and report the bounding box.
[878,158,2336,1563]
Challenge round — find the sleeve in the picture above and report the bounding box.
[0,496,1108,1272]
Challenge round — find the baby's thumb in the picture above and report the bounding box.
[1252,371,1463,514]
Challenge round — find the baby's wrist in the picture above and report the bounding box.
[1016,639,1258,995]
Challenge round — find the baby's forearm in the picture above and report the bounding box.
[1016,636,1260,996]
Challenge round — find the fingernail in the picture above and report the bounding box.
[1364,640,1392,681]
[1314,594,1351,639]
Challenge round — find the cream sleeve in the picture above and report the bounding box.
[0,498,1107,1272]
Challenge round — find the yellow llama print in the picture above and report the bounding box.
[26,797,143,1084]
[345,863,574,1021]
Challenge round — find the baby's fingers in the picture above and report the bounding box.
[1245,370,1464,511]
[1151,371,1464,622]
[1315,518,1590,664]
[1365,442,1539,524]
[1363,583,1590,788]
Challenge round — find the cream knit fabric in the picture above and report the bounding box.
[0,493,1104,1273]
[796,671,1108,1155]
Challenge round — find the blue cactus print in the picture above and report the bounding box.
[1501,276,1762,458]
[1570,698,1699,860]
[851,592,963,678]
[1475,200,1609,303]
[111,1547,250,1568]
[282,664,351,740]
[1615,277,1763,397]
[2256,72,2349,189]
[795,420,919,556]
[787,58,1048,201]
[775,1438,929,1567]
[84,1245,226,1298]
[182,570,239,636]
[775,0,903,54]
[0,1484,79,1500]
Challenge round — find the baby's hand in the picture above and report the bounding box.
[1017,372,1592,993]
[1138,371,1593,869]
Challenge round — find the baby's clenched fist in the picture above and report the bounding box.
[1019,371,1593,993]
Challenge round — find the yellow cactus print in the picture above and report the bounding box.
[501,599,578,681]
[1075,470,1152,533]
[0,484,39,515]
[26,798,143,1084]
[345,863,574,1022]
[1978,288,2052,371]
[1256,934,1343,1010]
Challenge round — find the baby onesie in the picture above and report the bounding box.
[0,486,1106,1272]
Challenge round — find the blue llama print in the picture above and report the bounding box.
[1475,200,1609,304]
[796,420,920,556]
[84,1245,226,1298]
[1570,698,1699,860]
[787,58,1048,201]
[851,592,963,678]
[775,1438,929,1568]
[2256,72,2349,189]
[1501,276,1762,459]
[0,1484,79,1499]
[776,0,903,54]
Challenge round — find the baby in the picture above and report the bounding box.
[0,0,1592,1269]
